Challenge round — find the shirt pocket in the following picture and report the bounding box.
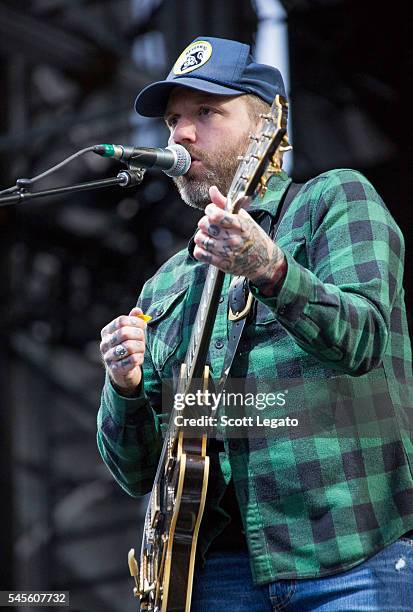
[145,286,188,372]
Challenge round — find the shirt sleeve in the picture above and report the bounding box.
[249,169,405,375]
[96,346,163,497]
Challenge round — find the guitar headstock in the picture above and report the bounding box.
[227,94,290,213]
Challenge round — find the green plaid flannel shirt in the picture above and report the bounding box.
[97,169,413,584]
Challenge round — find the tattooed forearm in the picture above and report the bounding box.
[220,220,286,294]
[250,243,287,296]
[231,224,270,276]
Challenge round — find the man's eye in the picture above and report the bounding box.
[199,107,212,116]
[168,117,178,127]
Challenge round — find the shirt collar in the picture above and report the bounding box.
[247,170,292,217]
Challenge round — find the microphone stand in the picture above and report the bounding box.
[0,162,146,208]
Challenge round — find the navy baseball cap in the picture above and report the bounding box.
[134,36,286,117]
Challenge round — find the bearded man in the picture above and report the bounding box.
[97,37,413,610]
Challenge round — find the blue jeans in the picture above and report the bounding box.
[191,537,413,611]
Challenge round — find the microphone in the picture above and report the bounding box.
[93,143,191,177]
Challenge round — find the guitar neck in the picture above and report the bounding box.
[185,265,225,384]
[182,187,244,391]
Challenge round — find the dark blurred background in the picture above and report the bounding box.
[0,1,411,610]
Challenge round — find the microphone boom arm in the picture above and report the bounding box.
[0,163,146,208]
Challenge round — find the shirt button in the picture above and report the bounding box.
[215,339,224,349]
[219,296,224,303]
[229,440,239,451]
[156,307,164,316]
[278,305,287,316]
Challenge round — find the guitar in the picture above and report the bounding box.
[128,94,290,612]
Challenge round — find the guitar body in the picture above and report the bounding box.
[133,366,210,612]
[161,435,209,611]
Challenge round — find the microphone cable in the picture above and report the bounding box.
[0,146,97,196]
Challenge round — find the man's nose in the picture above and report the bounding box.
[169,119,196,145]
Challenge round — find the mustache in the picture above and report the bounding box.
[182,145,214,167]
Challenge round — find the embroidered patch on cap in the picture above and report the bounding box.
[173,40,213,75]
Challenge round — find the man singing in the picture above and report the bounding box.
[97,36,413,610]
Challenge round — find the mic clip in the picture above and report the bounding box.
[16,178,34,193]
[117,160,146,188]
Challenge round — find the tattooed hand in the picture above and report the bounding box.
[100,307,147,396]
[193,186,287,296]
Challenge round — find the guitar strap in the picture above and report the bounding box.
[216,181,302,394]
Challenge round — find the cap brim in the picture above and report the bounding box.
[134,78,245,117]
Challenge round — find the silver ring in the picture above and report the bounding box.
[114,344,127,358]
[203,237,211,250]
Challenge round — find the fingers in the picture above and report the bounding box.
[100,310,148,391]
[194,228,238,252]
[105,338,145,363]
[197,205,243,242]
[207,188,251,216]
[100,313,146,339]
[129,306,143,317]
[105,351,144,375]
[193,230,233,268]
[192,244,215,266]
[209,185,226,208]
[100,316,146,355]
[199,203,252,233]
[100,332,145,366]
[202,235,215,252]
[203,204,240,230]
[194,190,253,269]
[197,186,253,237]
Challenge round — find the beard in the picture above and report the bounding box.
[172,131,250,210]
